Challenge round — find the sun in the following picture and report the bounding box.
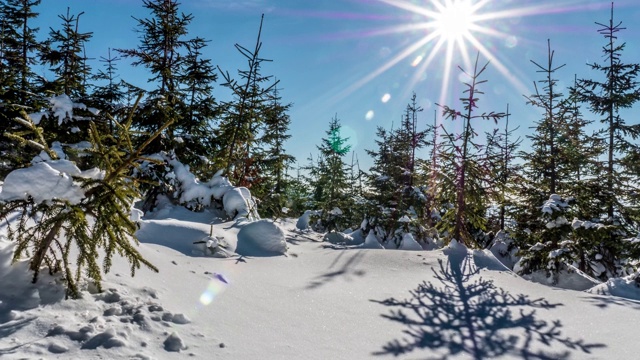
[432,0,478,43]
[326,0,594,112]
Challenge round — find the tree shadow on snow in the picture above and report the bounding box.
[306,250,366,289]
[286,232,321,245]
[581,294,640,310]
[371,254,605,359]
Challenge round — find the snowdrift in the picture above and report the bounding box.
[2,214,640,359]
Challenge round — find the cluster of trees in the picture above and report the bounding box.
[0,0,295,214]
[1,1,639,295]
[0,0,295,296]
[300,5,640,283]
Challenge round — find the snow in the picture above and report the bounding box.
[541,194,569,214]
[587,273,640,300]
[222,187,256,219]
[360,229,384,249]
[572,218,605,230]
[235,219,287,256]
[296,210,313,230]
[489,231,519,269]
[398,233,422,250]
[1,212,640,359]
[27,94,91,125]
[162,156,257,220]
[0,162,85,204]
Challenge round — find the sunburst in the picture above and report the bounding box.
[333,0,595,111]
[431,0,479,43]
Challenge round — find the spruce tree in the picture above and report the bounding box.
[572,4,640,277]
[90,48,126,133]
[176,36,218,177]
[216,14,275,185]
[437,54,506,246]
[37,7,95,151]
[311,115,351,232]
[256,83,295,218]
[363,94,430,246]
[1,97,170,298]
[0,0,43,176]
[515,40,578,277]
[485,104,522,232]
[40,8,93,98]
[117,0,193,153]
[0,0,41,105]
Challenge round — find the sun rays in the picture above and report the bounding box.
[327,0,599,117]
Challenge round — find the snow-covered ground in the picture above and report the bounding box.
[2,205,640,359]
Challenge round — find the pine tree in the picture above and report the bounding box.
[437,54,506,246]
[311,115,352,232]
[0,0,43,177]
[255,83,295,218]
[216,14,275,185]
[117,0,193,153]
[485,104,522,232]
[40,8,93,98]
[572,4,640,277]
[0,97,170,298]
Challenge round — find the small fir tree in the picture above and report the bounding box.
[485,104,522,233]
[311,115,352,232]
[0,97,170,298]
[0,0,44,176]
[40,8,93,98]
[572,4,640,277]
[216,14,276,185]
[255,83,295,218]
[437,54,506,246]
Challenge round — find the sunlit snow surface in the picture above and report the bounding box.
[2,208,640,359]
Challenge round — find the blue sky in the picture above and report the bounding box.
[34,0,640,171]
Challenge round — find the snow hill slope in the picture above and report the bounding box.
[1,206,640,359]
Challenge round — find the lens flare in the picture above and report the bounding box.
[365,110,375,121]
[199,273,230,306]
[328,0,602,110]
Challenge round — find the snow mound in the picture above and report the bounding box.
[360,230,384,249]
[488,231,519,270]
[296,210,314,230]
[398,233,423,251]
[0,162,85,204]
[519,263,601,291]
[442,239,511,272]
[472,249,512,271]
[222,187,255,219]
[236,220,287,256]
[0,238,65,311]
[136,219,217,256]
[324,231,353,244]
[586,274,640,301]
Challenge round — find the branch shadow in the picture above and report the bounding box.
[306,250,366,290]
[580,294,640,310]
[371,253,606,359]
[286,232,322,246]
[0,313,37,339]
